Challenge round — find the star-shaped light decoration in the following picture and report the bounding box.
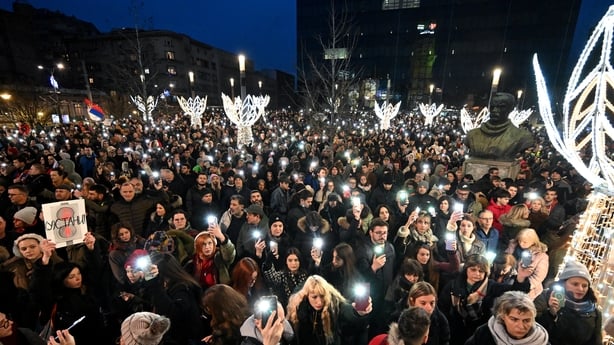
[418,102,444,126]
[221,93,267,148]
[178,95,207,128]
[130,95,159,122]
[374,101,401,130]
[460,106,489,133]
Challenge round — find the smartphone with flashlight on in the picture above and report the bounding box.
[255,296,278,325]
[135,255,155,281]
[354,283,370,311]
[312,237,324,257]
[552,284,565,308]
[520,250,532,268]
[207,215,217,228]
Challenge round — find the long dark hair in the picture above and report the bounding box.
[151,252,200,290]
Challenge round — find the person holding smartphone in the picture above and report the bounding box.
[286,275,371,345]
[534,261,602,345]
[504,228,549,299]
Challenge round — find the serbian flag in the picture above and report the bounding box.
[84,98,105,122]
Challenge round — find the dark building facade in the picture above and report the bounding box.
[297,0,582,109]
[0,2,295,121]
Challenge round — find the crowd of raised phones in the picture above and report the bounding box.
[0,109,602,345]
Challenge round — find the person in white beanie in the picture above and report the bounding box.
[12,206,44,237]
[534,260,602,345]
[121,312,170,345]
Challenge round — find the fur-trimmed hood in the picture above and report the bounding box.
[386,322,405,345]
[297,214,331,234]
[499,214,530,228]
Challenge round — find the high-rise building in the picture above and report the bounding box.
[297,0,582,108]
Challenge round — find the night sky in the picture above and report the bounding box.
[0,1,610,78]
[0,0,297,75]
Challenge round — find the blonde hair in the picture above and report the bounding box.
[516,228,547,253]
[287,275,346,343]
[506,204,528,220]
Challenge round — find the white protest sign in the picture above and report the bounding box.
[42,199,87,248]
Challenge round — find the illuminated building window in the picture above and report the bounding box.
[166,51,175,60]
[167,66,177,75]
[382,0,420,10]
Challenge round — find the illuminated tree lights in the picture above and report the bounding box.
[178,95,207,129]
[374,100,401,130]
[534,6,614,342]
[221,93,269,148]
[130,95,159,122]
[460,106,489,133]
[418,102,444,126]
[534,5,614,190]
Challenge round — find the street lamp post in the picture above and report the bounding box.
[238,54,246,100]
[429,84,435,105]
[188,71,195,98]
[230,78,235,99]
[517,89,523,108]
[487,68,502,109]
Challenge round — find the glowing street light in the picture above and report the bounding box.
[0,93,11,101]
[188,71,195,98]
[487,67,502,109]
[230,78,235,99]
[238,54,246,100]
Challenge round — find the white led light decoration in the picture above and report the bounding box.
[534,5,614,189]
[178,95,207,129]
[374,100,401,130]
[221,93,267,148]
[418,102,444,126]
[130,95,159,122]
[460,106,489,133]
[253,95,270,118]
[508,108,533,127]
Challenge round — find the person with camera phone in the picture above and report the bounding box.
[240,296,295,345]
[287,275,371,345]
[534,261,602,345]
[504,228,549,299]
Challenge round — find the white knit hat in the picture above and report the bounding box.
[14,207,38,225]
[13,233,45,257]
[121,312,170,345]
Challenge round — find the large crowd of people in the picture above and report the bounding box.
[0,107,602,345]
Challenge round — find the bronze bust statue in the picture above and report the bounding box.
[465,92,534,160]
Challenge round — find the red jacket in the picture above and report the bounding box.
[486,199,511,233]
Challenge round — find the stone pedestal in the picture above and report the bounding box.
[463,158,519,180]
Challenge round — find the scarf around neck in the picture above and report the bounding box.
[487,316,549,345]
[459,233,475,253]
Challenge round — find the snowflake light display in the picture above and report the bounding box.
[178,95,207,128]
[534,6,614,340]
[418,103,444,126]
[130,95,159,122]
[221,93,267,147]
[460,106,489,133]
[374,101,401,130]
